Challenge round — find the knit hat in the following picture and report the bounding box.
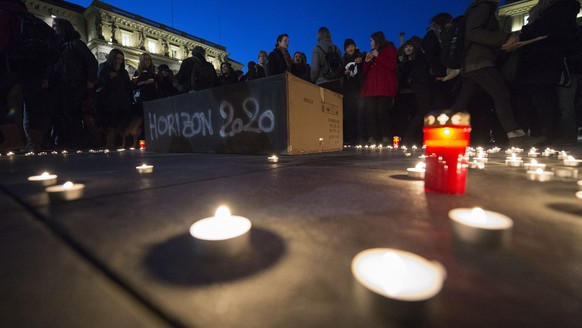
[158,64,170,71]
[344,38,356,50]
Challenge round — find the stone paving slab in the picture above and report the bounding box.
[1,146,581,327]
[0,193,170,328]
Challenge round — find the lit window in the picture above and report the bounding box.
[147,39,157,54]
[121,32,132,47]
[523,15,529,25]
[171,47,178,59]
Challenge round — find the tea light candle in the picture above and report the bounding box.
[576,191,582,200]
[527,150,540,157]
[557,151,569,160]
[553,166,578,180]
[449,207,513,246]
[523,159,546,171]
[407,162,426,179]
[28,172,58,186]
[469,160,485,170]
[7,151,15,156]
[45,181,85,201]
[267,155,279,163]
[564,156,581,167]
[505,153,523,167]
[136,164,154,174]
[189,206,252,257]
[527,168,554,182]
[473,155,488,164]
[351,248,446,301]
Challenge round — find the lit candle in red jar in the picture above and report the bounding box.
[423,111,471,194]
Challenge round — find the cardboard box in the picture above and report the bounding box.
[144,72,343,155]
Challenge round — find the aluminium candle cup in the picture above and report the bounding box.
[189,212,252,258]
[526,169,554,182]
[267,155,279,163]
[407,167,425,179]
[27,172,58,186]
[45,182,85,202]
[523,160,546,171]
[136,164,154,174]
[563,157,582,167]
[449,208,513,247]
[351,248,446,322]
[553,166,578,180]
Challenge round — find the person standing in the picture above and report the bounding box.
[257,50,268,77]
[452,0,544,147]
[157,64,175,98]
[95,48,132,148]
[360,31,399,144]
[50,18,97,149]
[290,51,311,81]
[342,38,365,145]
[515,0,582,143]
[310,26,343,93]
[268,34,292,76]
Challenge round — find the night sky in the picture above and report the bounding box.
[67,0,484,70]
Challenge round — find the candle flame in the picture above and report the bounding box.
[62,181,74,189]
[415,162,426,170]
[380,252,407,295]
[535,168,544,174]
[471,207,487,223]
[566,156,575,161]
[215,206,231,220]
[530,159,537,165]
[41,172,50,177]
[443,128,451,136]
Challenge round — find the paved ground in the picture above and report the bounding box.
[1,143,581,328]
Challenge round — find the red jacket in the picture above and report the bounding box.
[360,45,399,97]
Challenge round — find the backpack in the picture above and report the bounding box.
[440,2,497,69]
[6,11,60,72]
[317,45,344,80]
[191,57,217,91]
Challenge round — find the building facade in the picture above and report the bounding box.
[26,0,242,74]
[499,0,582,32]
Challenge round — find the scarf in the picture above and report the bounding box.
[278,46,293,70]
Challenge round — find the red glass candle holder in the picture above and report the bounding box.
[423,111,471,194]
[393,136,400,148]
[139,139,146,150]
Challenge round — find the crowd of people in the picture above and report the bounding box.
[1,0,581,151]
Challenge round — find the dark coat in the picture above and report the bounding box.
[290,62,311,81]
[132,68,158,102]
[422,29,447,77]
[96,63,132,128]
[53,35,97,85]
[517,0,582,85]
[267,48,289,76]
[343,50,365,92]
[173,57,194,93]
[398,51,431,87]
[246,63,266,80]
[463,0,507,73]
